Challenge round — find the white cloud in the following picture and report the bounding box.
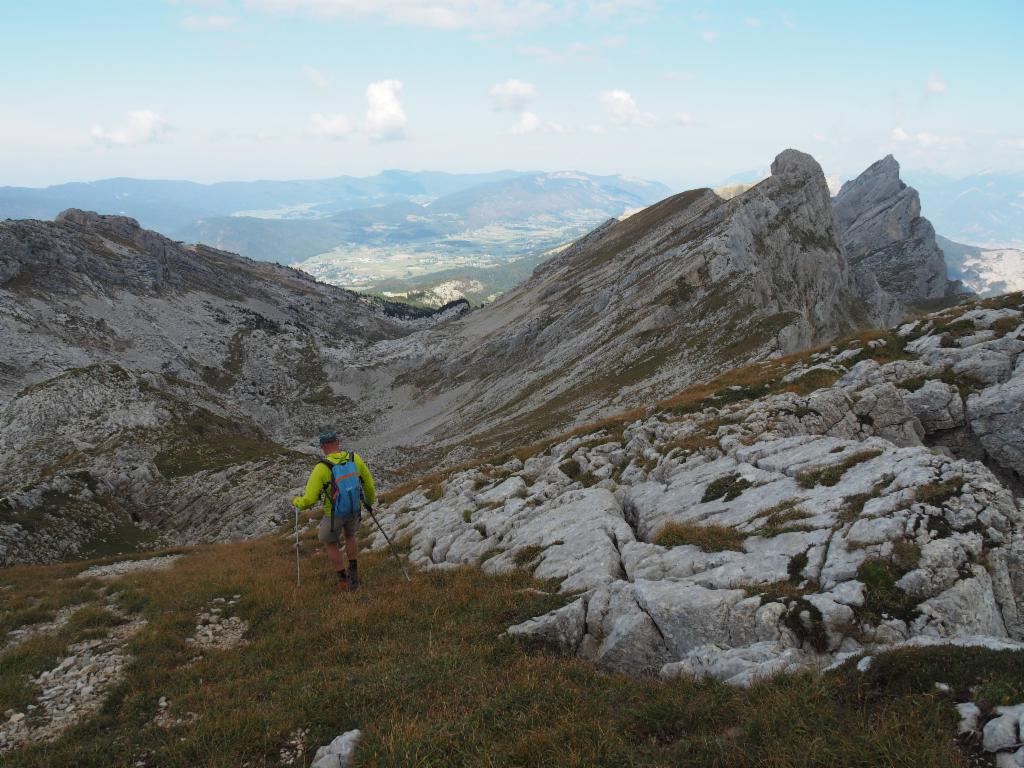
[365,79,407,141]
[489,79,535,111]
[673,112,693,126]
[510,111,541,135]
[744,16,761,26]
[180,14,239,30]
[304,65,331,89]
[517,37,621,64]
[781,11,795,29]
[600,89,654,127]
[890,126,964,149]
[700,29,718,43]
[309,112,354,139]
[663,70,695,82]
[246,0,562,30]
[1001,138,1024,150]
[507,111,568,135]
[587,124,607,134]
[588,0,651,21]
[306,79,408,141]
[91,110,168,147]
[926,76,948,94]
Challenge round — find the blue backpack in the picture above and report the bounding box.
[319,453,363,531]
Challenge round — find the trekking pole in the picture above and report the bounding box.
[293,505,301,588]
[364,504,411,582]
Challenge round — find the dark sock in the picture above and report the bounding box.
[336,569,347,581]
[348,560,358,573]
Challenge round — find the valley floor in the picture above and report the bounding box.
[2,533,1021,767]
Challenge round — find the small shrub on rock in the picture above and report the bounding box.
[513,545,546,567]
[915,477,964,508]
[856,556,920,624]
[701,474,753,503]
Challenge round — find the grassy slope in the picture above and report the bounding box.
[2,526,1021,767]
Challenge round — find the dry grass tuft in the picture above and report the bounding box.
[652,521,746,552]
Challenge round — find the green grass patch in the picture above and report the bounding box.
[780,367,841,395]
[558,458,602,487]
[788,551,809,585]
[701,473,754,503]
[653,522,746,552]
[153,410,292,479]
[856,553,921,625]
[512,545,547,568]
[915,477,964,508]
[851,645,1024,705]
[796,449,884,489]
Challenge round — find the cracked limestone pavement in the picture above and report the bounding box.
[369,294,1024,684]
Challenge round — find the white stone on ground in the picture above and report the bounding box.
[76,554,184,579]
[311,729,362,768]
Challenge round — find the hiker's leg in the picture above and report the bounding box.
[344,532,358,562]
[325,542,345,572]
[317,517,346,575]
[342,517,360,590]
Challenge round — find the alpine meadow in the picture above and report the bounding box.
[2,2,1024,766]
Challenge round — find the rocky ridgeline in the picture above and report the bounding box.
[370,295,1024,684]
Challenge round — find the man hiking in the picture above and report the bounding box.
[292,431,376,592]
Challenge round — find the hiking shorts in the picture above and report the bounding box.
[318,513,360,543]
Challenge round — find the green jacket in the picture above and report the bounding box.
[292,451,376,516]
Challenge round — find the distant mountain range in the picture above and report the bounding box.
[178,172,671,265]
[0,170,525,233]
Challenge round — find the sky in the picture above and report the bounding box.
[2,0,1023,189]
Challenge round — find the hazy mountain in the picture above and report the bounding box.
[902,168,1024,248]
[0,170,526,233]
[175,172,673,265]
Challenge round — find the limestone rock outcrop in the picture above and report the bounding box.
[371,295,1024,685]
[834,155,964,305]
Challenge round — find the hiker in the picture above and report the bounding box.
[292,431,376,592]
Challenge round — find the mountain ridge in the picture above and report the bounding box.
[0,148,981,566]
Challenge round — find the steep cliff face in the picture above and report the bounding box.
[834,155,964,306]
[408,149,884,450]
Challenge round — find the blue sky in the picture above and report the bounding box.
[2,0,1022,188]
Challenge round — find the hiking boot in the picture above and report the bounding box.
[335,570,348,592]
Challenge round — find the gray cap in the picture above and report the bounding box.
[318,431,339,445]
